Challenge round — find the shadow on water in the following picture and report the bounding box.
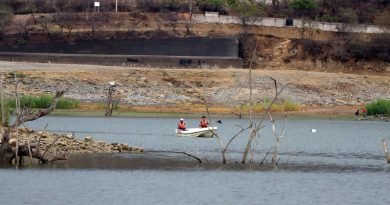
[4,152,388,173]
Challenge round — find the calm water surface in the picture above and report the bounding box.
[1,117,389,205]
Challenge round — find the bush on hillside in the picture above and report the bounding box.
[366,99,390,115]
[346,34,390,62]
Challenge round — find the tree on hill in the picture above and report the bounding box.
[374,11,390,33]
[197,0,226,13]
[338,7,358,24]
[232,0,265,33]
[289,0,317,18]
[0,3,13,40]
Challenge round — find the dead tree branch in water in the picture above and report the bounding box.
[266,77,289,166]
[148,150,202,163]
[202,71,225,162]
[259,147,273,165]
[382,139,390,163]
[248,40,258,121]
[202,71,251,164]
[40,134,64,164]
[241,40,261,164]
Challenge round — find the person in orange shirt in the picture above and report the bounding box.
[178,118,186,130]
[199,116,209,128]
[355,107,368,118]
[361,107,367,118]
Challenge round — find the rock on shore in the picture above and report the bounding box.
[5,128,143,157]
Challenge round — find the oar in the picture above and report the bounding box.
[215,120,222,124]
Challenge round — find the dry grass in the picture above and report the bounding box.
[234,101,301,114]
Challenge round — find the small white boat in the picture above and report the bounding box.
[175,127,217,138]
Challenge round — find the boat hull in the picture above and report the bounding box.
[175,127,217,138]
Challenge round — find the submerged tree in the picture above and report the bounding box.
[202,43,290,165]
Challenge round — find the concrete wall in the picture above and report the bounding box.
[191,14,385,34]
[0,37,242,68]
[0,38,240,57]
[0,52,243,68]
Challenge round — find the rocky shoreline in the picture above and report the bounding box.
[1,62,390,108]
[2,128,143,164]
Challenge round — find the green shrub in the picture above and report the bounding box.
[56,98,80,109]
[7,95,80,109]
[366,99,390,115]
[319,15,340,23]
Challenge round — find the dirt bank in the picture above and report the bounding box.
[2,13,389,76]
[1,61,389,115]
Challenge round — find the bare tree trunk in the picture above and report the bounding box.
[383,139,390,163]
[266,77,288,167]
[202,71,226,163]
[0,129,14,164]
[241,126,256,164]
[0,74,5,127]
[272,134,280,164]
[239,103,242,119]
[14,72,20,167]
[242,40,259,164]
[105,86,115,117]
[27,140,33,166]
[248,40,258,122]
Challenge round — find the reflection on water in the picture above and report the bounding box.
[1,117,388,205]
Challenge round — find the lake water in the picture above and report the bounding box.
[1,116,390,205]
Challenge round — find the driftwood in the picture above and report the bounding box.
[0,128,68,165]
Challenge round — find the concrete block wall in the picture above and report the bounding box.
[191,14,385,33]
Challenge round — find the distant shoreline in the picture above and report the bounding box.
[49,106,359,121]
